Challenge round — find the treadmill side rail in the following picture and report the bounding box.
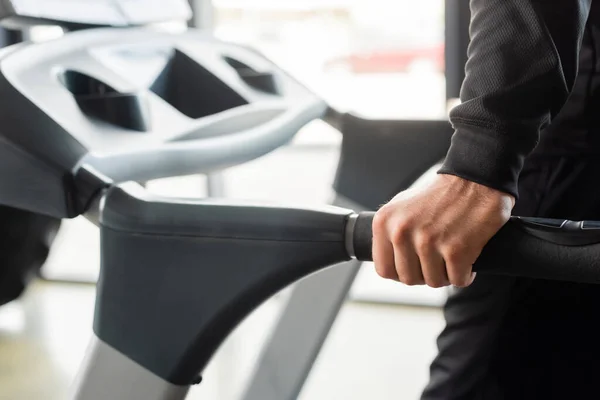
[93,184,352,385]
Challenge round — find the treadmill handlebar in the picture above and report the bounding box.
[349,212,600,285]
[82,100,326,185]
[89,185,600,384]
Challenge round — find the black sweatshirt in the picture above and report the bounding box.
[439,0,597,198]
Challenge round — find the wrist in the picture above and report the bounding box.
[438,173,516,208]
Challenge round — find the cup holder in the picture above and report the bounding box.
[59,70,151,132]
[223,56,281,95]
[150,50,249,119]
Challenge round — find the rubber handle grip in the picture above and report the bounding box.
[353,213,600,284]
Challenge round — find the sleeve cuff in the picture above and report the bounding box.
[437,124,530,199]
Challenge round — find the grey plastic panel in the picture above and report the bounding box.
[333,116,453,210]
[0,0,192,26]
[94,184,353,384]
[70,335,190,400]
[0,135,75,217]
[100,182,353,244]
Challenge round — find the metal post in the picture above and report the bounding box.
[188,0,214,29]
[70,336,191,400]
[206,172,226,198]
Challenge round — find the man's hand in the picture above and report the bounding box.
[372,174,515,288]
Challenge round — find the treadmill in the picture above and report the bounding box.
[1,2,600,400]
[0,2,453,399]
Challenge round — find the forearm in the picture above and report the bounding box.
[439,0,592,198]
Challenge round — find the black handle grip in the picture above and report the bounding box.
[352,213,600,284]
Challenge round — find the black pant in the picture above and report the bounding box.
[0,206,60,306]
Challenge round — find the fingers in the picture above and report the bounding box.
[372,212,398,281]
[415,233,449,288]
[374,212,425,286]
[442,243,478,288]
[393,234,424,286]
[374,212,474,288]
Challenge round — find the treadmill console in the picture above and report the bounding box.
[0,0,192,26]
[0,27,326,218]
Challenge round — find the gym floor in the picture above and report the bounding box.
[0,282,443,400]
[0,122,446,400]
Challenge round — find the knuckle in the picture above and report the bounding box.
[426,280,446,289]
[378,203,396,219]
[446,253,462,267]
[390,221,410,245]
[444,242,468,264]
[398,272,420,286]
[375,264,397,280]
[424,266,448,289]
[415,231,436,253]
[372,210,388,235]
[446,263,473,287]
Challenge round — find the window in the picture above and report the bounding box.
[213,0,446,119]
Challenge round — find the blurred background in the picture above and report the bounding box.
[0,0,471,399]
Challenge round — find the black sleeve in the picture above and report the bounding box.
[438,0,592,198]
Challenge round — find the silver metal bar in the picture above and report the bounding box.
[206,172,226,198]
[344,213,358,259]
[188,0,214,30]
[239,195,365,400]
[82,190,105,228]
[69,335,191,400]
